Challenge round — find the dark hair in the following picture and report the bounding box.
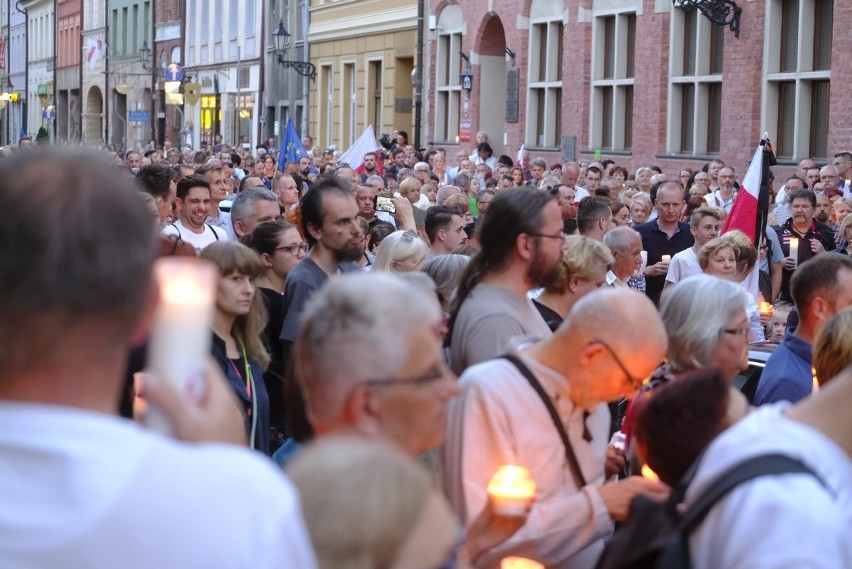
[476,142,493,158]
[176,174,211,201]
[368,223,395,252]
[833,151,852,162]
[0,148,157,373]
[791,254,852,315]
[396,130,408,143]
[586,166,602,178]
[299,177,352,247]
[135,164,173,200]
[634,367,730,487]
[424,205,461,244]
[447,188,554,341]
[577,196,611,233]
[612,166,629,180]
[239,174,265,192]
[391,146,404,157]
[497,155,515,168]
[242,219,297,256]
[788,188,817,208]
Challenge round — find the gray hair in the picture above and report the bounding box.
[372,230,429,272]
[659,274,749,372]
[452,172,470,187]
[422,254,470,310]
[295,273,441,425]
[231,187,278,224]
[396,167,415,181]
[603,226,641,254]
[635,166,654,178]
[366,174,385,188]
[436,185,462,205]
[539,175,561,190]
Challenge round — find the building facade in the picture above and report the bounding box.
[263,0,310,148]
[308,0,417,151]
[56,0,82,142]
[21,0,53,141]
[7,1,25,142]
[154,0,183,147]
[81,0,106,144]
[184,0,264,150]
[427,0,851,177]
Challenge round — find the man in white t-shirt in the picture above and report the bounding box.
[704,166,737,213]
[163,174,229,254]
[0,148,317,569]
[665,207,722,289]
[687,365,852,568]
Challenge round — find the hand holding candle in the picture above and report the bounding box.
[788,237,799,268]
[144,258,218,434]
[488,466,536,517]
[660,255,671,264]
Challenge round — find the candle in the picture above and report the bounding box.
[758,301,773,317]
[144,257,218,434]
[501,558,544,569]
[641,464,659,482]
[660,255,671,264]
[487,465,536,517]
[789,237,799,268]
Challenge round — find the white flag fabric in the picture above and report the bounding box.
[85,37,107,71]
[339,126,381,171]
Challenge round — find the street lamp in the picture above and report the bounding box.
[672,0,742,38]
[272,20,316,80]
[139,41,152,70]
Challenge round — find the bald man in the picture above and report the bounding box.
[444,288,669,569]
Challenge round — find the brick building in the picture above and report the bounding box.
[426,0,850,178]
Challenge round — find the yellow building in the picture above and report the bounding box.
[308,0,417,151]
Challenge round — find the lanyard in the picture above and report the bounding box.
[228,339,253,399]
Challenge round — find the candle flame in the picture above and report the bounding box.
[641,464,659,481]
[501,557,544,569]
[488,465,536,499]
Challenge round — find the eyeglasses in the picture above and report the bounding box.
[589,339,649,390]
[364,367,447,387]
[276,243,309,255]
[722,326,751,338]
[527,231,564,241]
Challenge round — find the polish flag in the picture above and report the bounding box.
[339,125,381,171]
[722,134,771,246]
[86,37,106,71]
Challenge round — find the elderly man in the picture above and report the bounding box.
[445,288,669,568]
[230,188,281,239]
[774,189,836,302]
[635,182,694,305]
[704,166,737,213]
[296,272,460,456]
[448,188,566,374]
[755,254,852,405]
[0,148,317,567]
[819,164,841,199]
[604,226,643,287]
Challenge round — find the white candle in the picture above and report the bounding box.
[501,558,544,569]
[789,238,799,268]
[488,465,536,517]
[660,255,671,264]
[144,258,218,434]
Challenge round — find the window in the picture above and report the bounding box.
[367,59,382,131]
[187,0,196,64]
[591,12,635,151]
[214,0,222,43]
[435,5,463,143]
[527,0,563,148]
[342,62,356,147]
[318,64,333,148]
[668,7,723,154]
[764,0,832,159]
[229,0,238,40]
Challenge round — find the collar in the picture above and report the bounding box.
[605,270,625,287]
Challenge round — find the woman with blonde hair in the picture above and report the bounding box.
[813,308,852,385]
[372,230,430,273]
[533,235,614,330]
[629,192,653,226]
[199,241,272,453]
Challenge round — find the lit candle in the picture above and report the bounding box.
[144,258,218,434]
[758,301,773,317]
[789,237,799,268]
[660,255,671,264]
[641,464,659,482]
[455,135,460,144]
[488,465,536,517]
[501,558,544,569]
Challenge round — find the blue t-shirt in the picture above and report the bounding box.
[754,327,813,405]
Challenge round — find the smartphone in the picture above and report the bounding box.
[376,196,396,213]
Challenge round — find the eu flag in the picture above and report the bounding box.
[277,119,308,174]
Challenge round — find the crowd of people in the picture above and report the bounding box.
[1,132,851,569]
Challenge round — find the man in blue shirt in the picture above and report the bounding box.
[755,254,852,404]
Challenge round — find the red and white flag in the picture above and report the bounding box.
[85,37,107,71]
[722,133,770,245]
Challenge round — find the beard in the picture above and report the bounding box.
[526,242,562,289]
[335,243,364,263]
[816,211,830,224]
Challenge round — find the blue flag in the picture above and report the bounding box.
[277,119,308,174]
[19,127,26,140]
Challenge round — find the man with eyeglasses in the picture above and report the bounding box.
[444,288,669,568]
[755,254,852,405]
[832,151,852,198]
[819,165,841,199]
[704,166,738,213]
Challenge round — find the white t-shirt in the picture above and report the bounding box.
[0,402,318,569]
[665,247,700,285]
[163,219,228,254]
[687,404,852,569]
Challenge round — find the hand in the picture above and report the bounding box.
[605,444,627,479]
[599,476,670,521]
[134,359,246,446]
[809,239,825,254]
[391,196,416,231]
[465,497,529,565]
[645,262,669,277]
[782,257,797,270]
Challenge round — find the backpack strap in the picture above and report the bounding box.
[657,453,825,569]
[501,354,588,488]
[169,223,183,240]
[207,223,220,241]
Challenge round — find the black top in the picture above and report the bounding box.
[260,287,286,430]
[532,299,563,332]
[774,218,836,302]
[634,219,695,305]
